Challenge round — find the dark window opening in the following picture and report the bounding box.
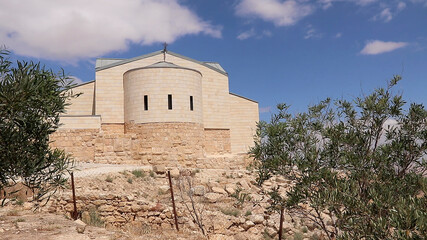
[190,96,193,111]
[144,95,148,110]
[168,94,172,110]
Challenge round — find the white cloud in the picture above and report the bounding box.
[237,28,273,40]
[376,8,393,22]
[235,0,314,26]
[237,28,256,40]
[360,40,408,55]
[355,0,378,6]
[304,25,322,39]
[335,32,342,38]
[397,1,407,11]
[0,0,221,62]
[259,106,272,113]
[373,2,407,23]
[410,0,427,7]
[318,0,334,9]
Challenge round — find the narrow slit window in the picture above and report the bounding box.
[144,95,148,110]
[168,94,172,110]
[190,96,193,111]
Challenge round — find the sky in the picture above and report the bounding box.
[0,0,426,121]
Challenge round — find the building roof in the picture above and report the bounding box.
[124,61,202,76]
[95,51,228,76]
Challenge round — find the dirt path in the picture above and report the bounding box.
[70,163,151,178]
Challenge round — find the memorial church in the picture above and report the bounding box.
[51,49,259,168]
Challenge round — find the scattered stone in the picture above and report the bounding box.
[153,165,166,174]
[204,193,222,203]
[243,221,255,230]
[98,205,115,212]
[23,202,33,210]
[225,184,236,195]
[193,185,205,196]
[249,214,264,224]
[211,187,227,195]
[75,219,86,234]
[238,180,250,189]
[159,185,169,192]
[265,227,277,237]
[126,195,134,201]
[81,211,90,223]
[169,168,180,178]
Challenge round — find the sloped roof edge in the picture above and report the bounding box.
[95,51,228,76]
[72,80,95,88]
[229,92,258,103]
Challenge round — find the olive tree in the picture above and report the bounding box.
[0,49,78,205]
[251,76,427,239]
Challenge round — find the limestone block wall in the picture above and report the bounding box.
[58,116,101,129]
[123,67,203,124]
[65,81,95,115]
[204,128,231,155]
[126,122,204,167]
[50,129,98,162]
[229,94,259,153]
[49,193,177,230]
[50,122,210,167]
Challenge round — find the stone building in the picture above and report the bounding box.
[51,50,259,168]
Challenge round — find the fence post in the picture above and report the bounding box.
[279,206,284,240]
[168,170,179,231]
[70,172,78,220]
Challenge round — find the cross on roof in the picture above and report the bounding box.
[162,42,168,61]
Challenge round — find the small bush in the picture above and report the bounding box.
[158,188,168,195]
[262,229,274,240]
[245,210,252,216]
[293,232,304,240]
[301,226,308,233]
[15,199,24,206]
[309,233,321,240]
[127,177,133,184]
[220,208,240,217]
[6,210,19,216]
[105,176,113,183]
[85,209,104,227]
[231,187,252,208]
[131,169,145,178]
[149,171,155,178]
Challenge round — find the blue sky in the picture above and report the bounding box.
[0,0,426,121]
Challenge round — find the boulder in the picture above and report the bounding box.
[250,214,264,224]
[225,184,237,195]
[192,185,205,196]
[153,165,166,174]
[169,168,180,178]
[243,220,255,230]
[204,193,223,203]
[212,187,227,195]
[74,219,86,234]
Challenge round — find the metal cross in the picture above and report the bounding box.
[162,42,168,61]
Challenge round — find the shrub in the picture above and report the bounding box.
[131,169,145,178]
[251,76,427,239]
[220,207,240,217]
[0,49,77,205]
[105,176,113,183]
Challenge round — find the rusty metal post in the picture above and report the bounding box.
[70,172,78,220]
[278,206,284,240]
[168,170,179,231]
